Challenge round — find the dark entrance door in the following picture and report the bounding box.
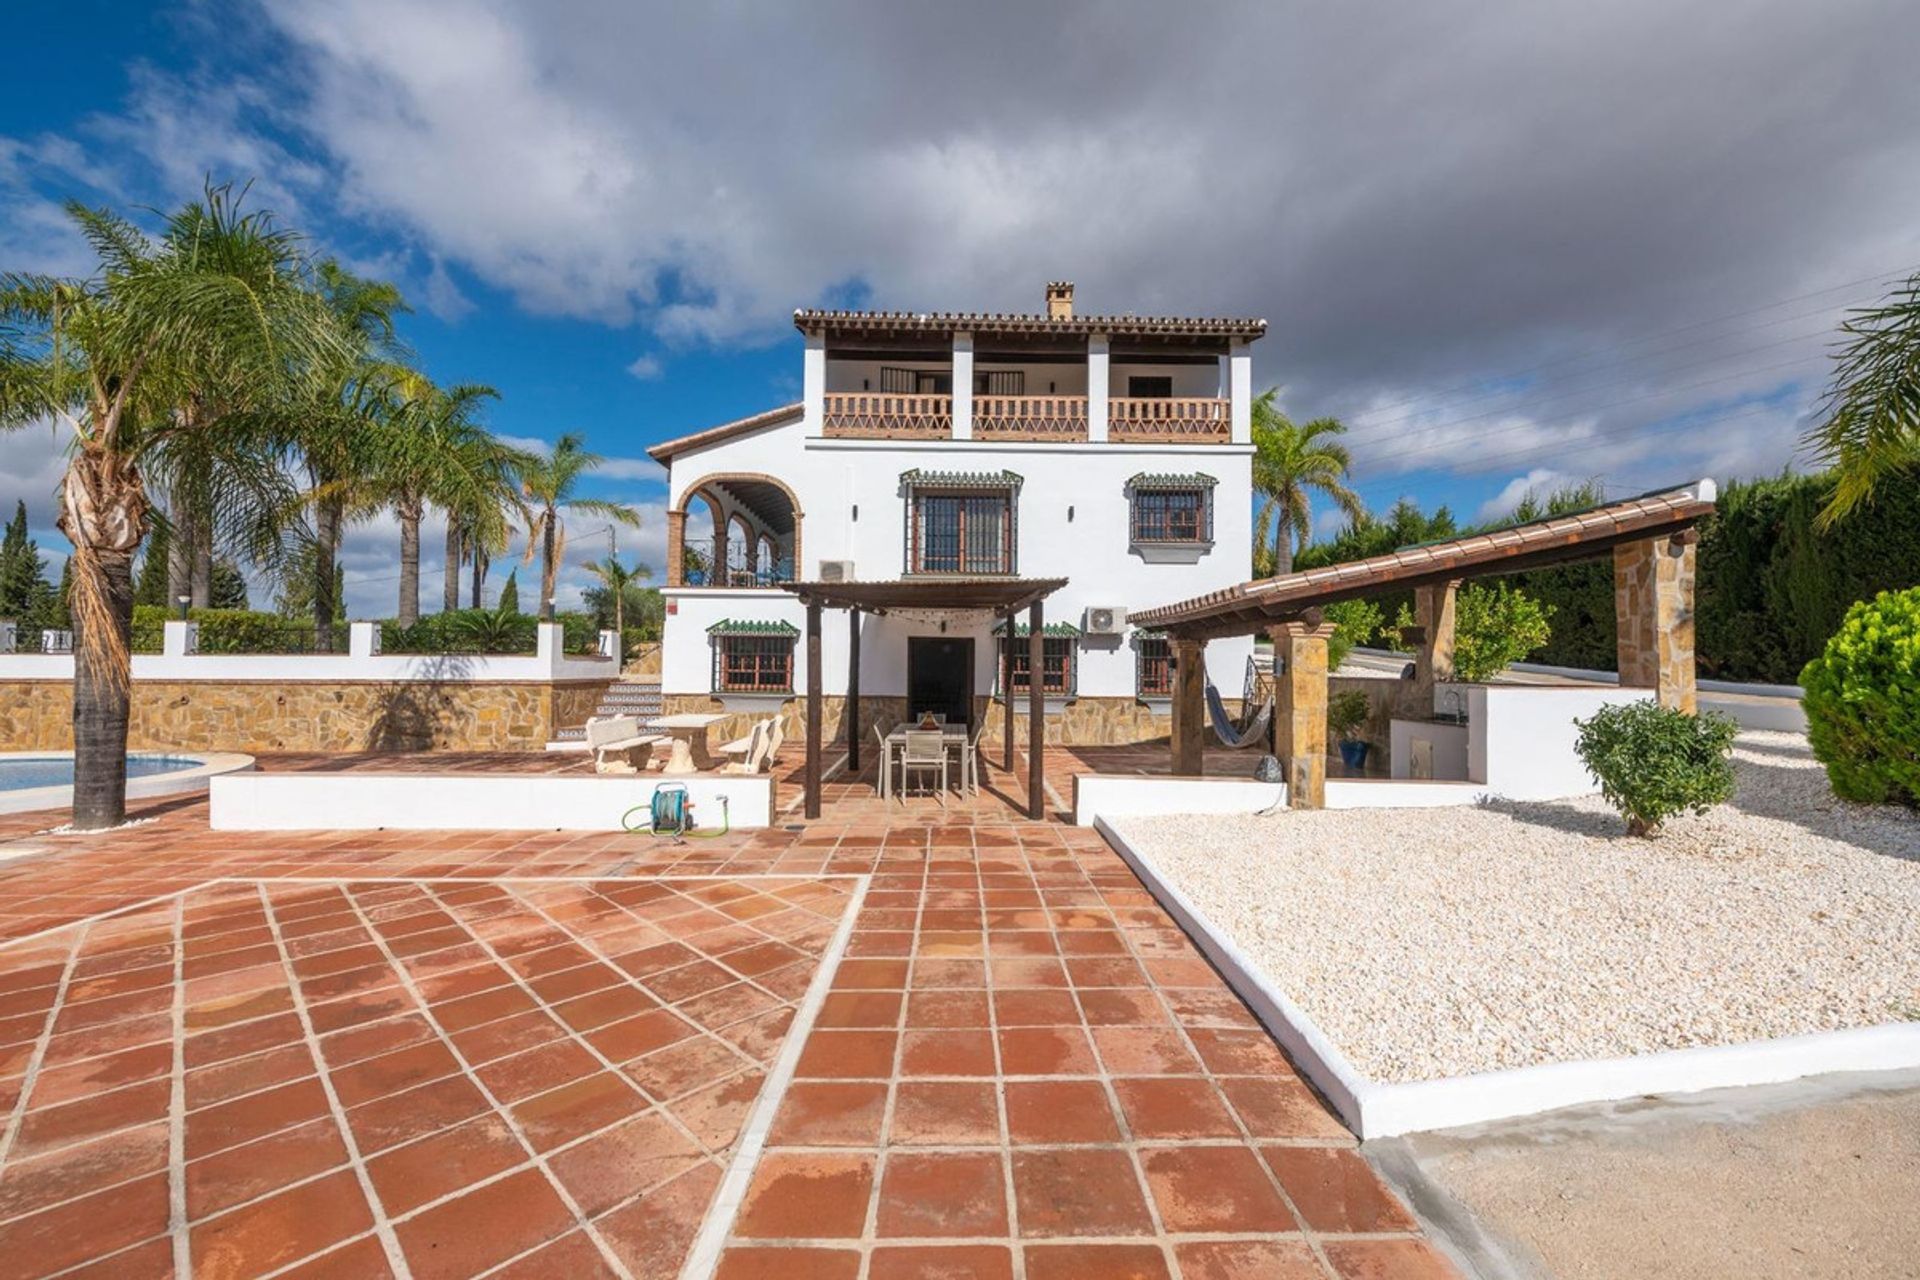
[908,637,974,728]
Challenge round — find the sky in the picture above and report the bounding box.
[3,0,1918,617]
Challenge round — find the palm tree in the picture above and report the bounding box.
[581,555,653,639]
[1804,270,1920,527]
[518,433,640,620]
[1250,390,1365,578]
[0,186,338,828]
[369,379,527,626]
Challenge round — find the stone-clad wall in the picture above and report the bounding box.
[657,693,1245,750]
[0,679,613,753]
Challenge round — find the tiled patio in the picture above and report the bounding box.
[0,751,1458,1280]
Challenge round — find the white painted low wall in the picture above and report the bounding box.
[1469,684,1643,800]
[0,621,618,684]
[1098,817,1920,1139]
[209,771,773,832]
[1506,659,1808,731]
[1074,774,1285,826]
[1325,779,1491,809]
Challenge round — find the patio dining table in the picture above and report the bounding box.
[878,723,972,800]
[645,712,729,775]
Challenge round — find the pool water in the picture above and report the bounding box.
[0,755,204,791]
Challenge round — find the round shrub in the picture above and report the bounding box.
[1574,700,1739,837]
[1800,586,1920,807]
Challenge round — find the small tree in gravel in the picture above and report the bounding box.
[1574,700,1739,837]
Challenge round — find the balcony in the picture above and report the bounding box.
[973,395,1089,441]
[680,537,795,589]
[822,392,952,439]
[1108,397,1231,442]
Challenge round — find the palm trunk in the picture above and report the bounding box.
[189,514,212,609]
[442,519,462,613]
[315,498,340,652]
[471,544,486,609]
[1273,531,1293,578]
[166,505,192,605]
[540,517,557,621]
[397,499,421,628]
[72,546,135,829]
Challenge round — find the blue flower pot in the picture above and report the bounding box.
[1339,740,1371,770]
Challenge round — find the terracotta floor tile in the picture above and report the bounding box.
[473,1036,602,1104]
[271,1233,395,1280]
[1139,1145,1294,1233]
[888,1080,1000,1145]
[875,1151,1007,1238]
[830,959,909,989]
[624,1034,749,1102]
[869,1244,1015,1280]
[1005,1079,1121,1145]
[546,1110,704,1216]
[733,1151,876,1239]
[794,1030,896,1079]
[1175,1239,1324,1280]
[25,1042,171,1109]
[990,989,1081,1027]
[185,1076,332,1161]
[510,1071,649,1152]
[189,1167,373,1280]
[585,1008,697,1062]
[1089,1027,1201,1076]
[186,1115,350,1219]
[766,1081,889,1147]
[906,989,991,1028]
[327,1038,463,1108]
[1111,1077,1240,1140]
[364,1116,528,1218]
[1022,1243,1172,1280]
[1322,1238,1464,1280]
[715,1245,863,1279]
[185,1043,315,1110]
[669,1069,766,1151]
[900,1029,997,1077]
[0,1167,170,1275]
[1010,1148,1154,1238]
[0,1120,169,1222]
[1218,1076,1351,1141]
[997,1026,1098,1075]
[14,1078,171,1157]
[345,1074,492,1155]
[1262,1146,1418,1234]
[393,1167,577,1280]
[596,1162,721,1277]
[486,1229,621,1280]
[1185,1027,1292,1076]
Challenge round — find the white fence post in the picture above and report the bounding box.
[162,619,199,658]
[537,622,562,674]
[0,622,14,654]
[599,629,620,661]
[348,621,380,659]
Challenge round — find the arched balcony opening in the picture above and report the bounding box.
[668,473,804,588]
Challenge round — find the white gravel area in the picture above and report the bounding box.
[1112,731,1920,1083]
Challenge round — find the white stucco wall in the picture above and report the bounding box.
[663,413,1255,702]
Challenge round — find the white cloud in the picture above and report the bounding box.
[624,353,663,381]
[1476,469,1576,522]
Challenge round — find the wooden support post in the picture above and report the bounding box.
[1408,580,1459,717]
[1171,636,1206,777]
[1028,601,1045,820]
[1002,610,1015,772]
[805,598,822,819]
[1271,620,1335,808]
[847,609,861,772]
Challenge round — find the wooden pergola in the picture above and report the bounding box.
[783,577,1068,820]
[1130,482,1718,807]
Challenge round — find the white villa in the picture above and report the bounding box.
[648,282,1265,752]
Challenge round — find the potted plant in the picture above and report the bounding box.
[1328,689,1373,770]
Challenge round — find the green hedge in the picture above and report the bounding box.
[1801,587,1920,806]
[131,606,322,654]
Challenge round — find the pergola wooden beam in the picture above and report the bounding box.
[1028,600,1045,819]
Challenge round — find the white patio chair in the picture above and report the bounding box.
[721,721,772,775]
[961,720,988,795]
[900,729,949,804]
[719,717,768,758]
[872,724,893,799]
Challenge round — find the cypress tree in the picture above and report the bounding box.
[0,501,54,620]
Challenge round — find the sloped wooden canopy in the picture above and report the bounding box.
[785,577,1067,615]
[1133,481,1717,640]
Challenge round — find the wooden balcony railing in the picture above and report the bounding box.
[1108,396,1231,442]
[973,395,1089,441]
[822,392,952,439]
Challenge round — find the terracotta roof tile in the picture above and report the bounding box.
[646,403,803,464]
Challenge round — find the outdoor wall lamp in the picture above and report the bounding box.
[176,594,190,621]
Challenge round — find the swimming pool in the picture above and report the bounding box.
[0,755,207,790]
[0,750,256,815]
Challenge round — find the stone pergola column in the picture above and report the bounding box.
[1614,534,1697,713]
[1407,580,1459,716]
[1271,620,1336,809]
[1170,636,1206,777]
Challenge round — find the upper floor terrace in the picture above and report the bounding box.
[797,282,1265,445]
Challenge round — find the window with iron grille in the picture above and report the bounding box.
[911,492,1013,574]
[1001,636,1075,697]
[1130,488,1210,542]
[1136,635,1173,697]
[713,634,794,693]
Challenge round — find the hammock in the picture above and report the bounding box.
[1207,679,1272,749]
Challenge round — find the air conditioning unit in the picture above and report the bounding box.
[1084,606,1127,636]
[817,560,855,583]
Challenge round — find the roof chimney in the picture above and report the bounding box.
[1045,281,1074,320]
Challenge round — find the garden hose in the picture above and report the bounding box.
[622,790,731,839]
